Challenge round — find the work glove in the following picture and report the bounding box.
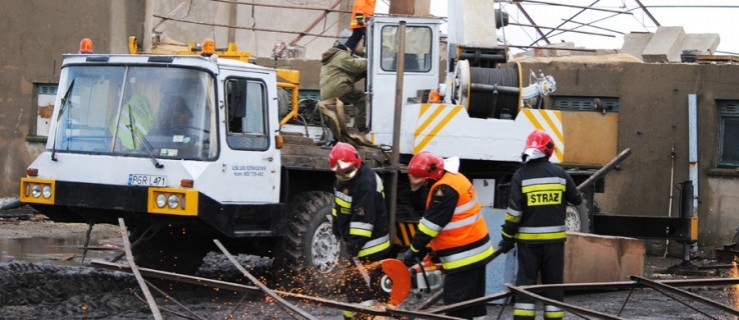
[401,248,419,267]
[497,238,515,254]
[355,14,365,26]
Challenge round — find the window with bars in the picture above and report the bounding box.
[551,96,619,113]
[718,101,739,167]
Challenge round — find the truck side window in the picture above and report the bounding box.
[380,26,432,72]
[226,78,269,150]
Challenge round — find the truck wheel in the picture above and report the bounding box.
[273,191,343,294]
[130,226,210,275]
[565,200,591,233]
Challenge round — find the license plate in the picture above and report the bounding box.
[128,174,167,187]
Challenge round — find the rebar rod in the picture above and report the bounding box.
[91,260,463,320]
[214,239,315,320]
[632,275,739,317]
[117,218,162,320]
[506,284,624,320]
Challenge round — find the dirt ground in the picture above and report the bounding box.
[1,212,738,319]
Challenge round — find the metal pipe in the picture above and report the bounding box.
[515,2,550,45]
[289,0,344,46]
[509,22,615,37]
[457,53,506,61]
[528,0,599,45]
[152,15,340,39]
[388,21,407,250]
[688,94,698,217]
[520,0,633,14]
[560,19,624,35]
[634,0,661,27]
[210,0,351,13]
[577,148,631,191]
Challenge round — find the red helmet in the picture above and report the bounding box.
[524,129,555,159]
[407,151,444,190]
[329,142,361,181]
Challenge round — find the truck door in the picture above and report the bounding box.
[208,74,281,203]
[367,17,441,144]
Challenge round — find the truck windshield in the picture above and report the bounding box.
[51,65,217,160]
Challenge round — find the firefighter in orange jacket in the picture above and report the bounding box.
[345,0,376,54]
[499,130,583,320]
[402,151,495,319]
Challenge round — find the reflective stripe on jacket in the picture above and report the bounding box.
[333,165,390,258]
[422,172,494,271]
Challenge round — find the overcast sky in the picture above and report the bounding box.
[378,1,739,55]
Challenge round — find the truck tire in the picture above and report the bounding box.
[565,200,591,233]
[273,191,343,294]
[130,226,211,275]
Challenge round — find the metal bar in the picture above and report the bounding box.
[509,22,615,37]
[388,21,407,253]
[425,291,510,314]
[209,0,351,13]
[521,0,633,14]
[152,15,339,39]
[544,7,640,40]
[214,239,315,320]
[416,289,444,310]
[632,275,739,317]
[616,288,634,317]
[144,279,207,320]
[506,284,624,320]
[529,0,599,45]
[520,277,739,292]
[506,44,597,52]
[561,19,624,35]
[288,0,344,46]
[577,148,631,191]
[634,0,660,27]
[117,218,163,320]
[515,2,550,45]
[90,260,463,320]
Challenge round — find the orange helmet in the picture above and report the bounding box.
[329,142,361,181]
[407,151,444,190]
[523,129,555,160]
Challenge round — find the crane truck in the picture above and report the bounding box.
[19,1,611,292]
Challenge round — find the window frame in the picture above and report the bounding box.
[224,77,271,151]
[718,100,739,168]
[379,25,433,73]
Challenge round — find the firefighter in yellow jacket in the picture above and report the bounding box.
[402,151,495,319]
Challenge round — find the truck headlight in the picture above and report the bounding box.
[42,185,52,199]
[156,194,167,208]
[31,185,42,198]
[167,194,179,209]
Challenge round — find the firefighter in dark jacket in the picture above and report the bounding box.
[329,142,391,320]
[498,129,583,320]
[401,151,495,320]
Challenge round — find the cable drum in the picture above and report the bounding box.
[467,66,521,119]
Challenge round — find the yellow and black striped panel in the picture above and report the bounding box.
[393,220,419,246]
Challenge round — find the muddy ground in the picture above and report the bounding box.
[1,210,738,319]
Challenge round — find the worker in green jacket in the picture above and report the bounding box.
[319,41,368,132]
